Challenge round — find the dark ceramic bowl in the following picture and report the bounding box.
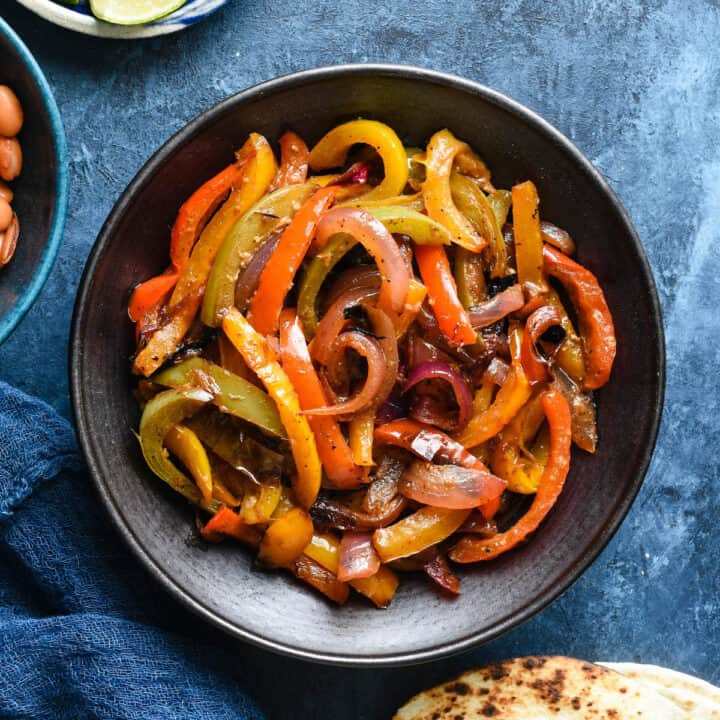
[70,65,664,666]
[0,17,68,344]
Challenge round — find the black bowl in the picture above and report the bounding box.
[70,65,664,666]
[0,17,68,343]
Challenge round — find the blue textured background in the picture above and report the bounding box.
[2,1,719,717]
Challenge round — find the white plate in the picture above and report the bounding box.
[15,0,229,39]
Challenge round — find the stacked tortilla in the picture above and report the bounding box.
[394,656,720,719]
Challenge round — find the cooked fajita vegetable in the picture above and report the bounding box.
[129,122,616,607]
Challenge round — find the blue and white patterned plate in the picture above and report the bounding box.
[15,0,228,38]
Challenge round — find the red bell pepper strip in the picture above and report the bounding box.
[415,244,477,347]
[248,186,337,336]
[278,309,365,489]
[201,507,263,546]
[269,131,309,190]
[543,244,616,390]
[449,390,572,562]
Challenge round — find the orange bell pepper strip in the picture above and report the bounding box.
[543,244,616,390]
[248,186,337,336]
[291,555,350,605]
[422,129,484,251]
[269,130,309,191]
[373,506,470,563]
[303,532,399,607]
[512,180,547,295]
[450,390,571,562]
[201,507,263,546]
[257,507,314,568]
[455,328,532,448]
[133,134,277,376]
[222,309,321,508]
[393,278,427,338]
[348,411,376,467]
[128,269,179,323]
[415,244,477,346]
[278,309,364,489]
[308,119,408,201]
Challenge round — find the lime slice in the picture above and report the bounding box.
[88,0,188,25]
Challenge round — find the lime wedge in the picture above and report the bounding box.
[88,0,188,25]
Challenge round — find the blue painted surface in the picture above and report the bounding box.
[1,1,718,717]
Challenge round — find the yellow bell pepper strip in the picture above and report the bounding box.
[415,244,477,346]
[454,247,487,308]
[454,145,495,193]
[291,555,350,605]
[393,279,428,338]
[363,205,452,245]
[511,180,547,294]
[269,130,309,191]
[200,507,263,546]
[257,507,314,567]
[422,129,484,251]
[450,390,571,562]
[486,189,512,228]
[543,244,616,390]
[451,171,507,277]
[153,357,285,438]
[202,183,314,327]
[133,134,277,376]
[248,186,337,336]
[348,411,375,467]
[308,119,408,201]
[303,532,399,607]
[222,308,322,509]
[372,507,470,563]
[340,192,424,212]
[455,329,532,448]
[138,386,220,511]
[164,424,213,506]
[240,480,282,524]
[543,288,586,384]
[278,309,365,488]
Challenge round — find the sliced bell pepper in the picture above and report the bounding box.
[373,507,470,563]
[308,119,408,201]
[164,424,213,506]
[201,506,263,546]
[269,130,309,190]
[133,134,277,376]
[542,287,586,384]
[415,244,477,346]
[454,247,487,308]
[291,555,350,605]
[364,205,452,245]
[454,145,495,193]
[348,411,375,467]
[128,269,179,324]
[393,279,428,338]
[202,183,314,327]
[153,357,285,438]
[340,192,424,212]
[450,390,571,562]
[486,189,512,228]
[511,180,547,294]
[257,507,314,568]
[222,308,322,508]
[422,129,484,251]
[278,309,365,488]
[248,186,337,336]
[543,244,616,390]
[240,480,282,524]
[138,386,220,511]
[451,171,507,277]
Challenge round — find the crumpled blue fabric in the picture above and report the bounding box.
[0,382,265,720]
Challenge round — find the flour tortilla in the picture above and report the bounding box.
[599,662,720,718]
[393,656,685,719]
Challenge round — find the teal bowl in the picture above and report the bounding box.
[0,16,68,344]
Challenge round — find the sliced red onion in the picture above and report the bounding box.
[400,461,506,509]
[522,305,565,383]
[458,510,499,537]
[235,230,283,310]
[404,361,473,431]
[484,357,510,386]
[419,547,460,596]
[541,220,575,255]
[337,531,381,582]
[329,161,371,186]
[467,284,525,329]
[551,366,598,453]
[406,334,454,370]
[362,453,404,514]
[375,384,408,425]
[310,494,407,531]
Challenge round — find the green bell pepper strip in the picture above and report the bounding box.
[450,172,507,278]
[139,386,221,511]
[486,189,512,228]
[153,357,286,438]
[363,206,452,245]
[185,409,285,482]
[201,183,315,327]
[296,232,358,338]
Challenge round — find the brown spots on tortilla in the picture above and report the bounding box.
[444,682,470,696]
[480,703,498,716]
[571,696,581,710]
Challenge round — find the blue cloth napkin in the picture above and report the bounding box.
[0,382,266,720]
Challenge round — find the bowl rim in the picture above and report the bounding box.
[14,0,229,39]
[70,63,666,667]
[0,15,69,345]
